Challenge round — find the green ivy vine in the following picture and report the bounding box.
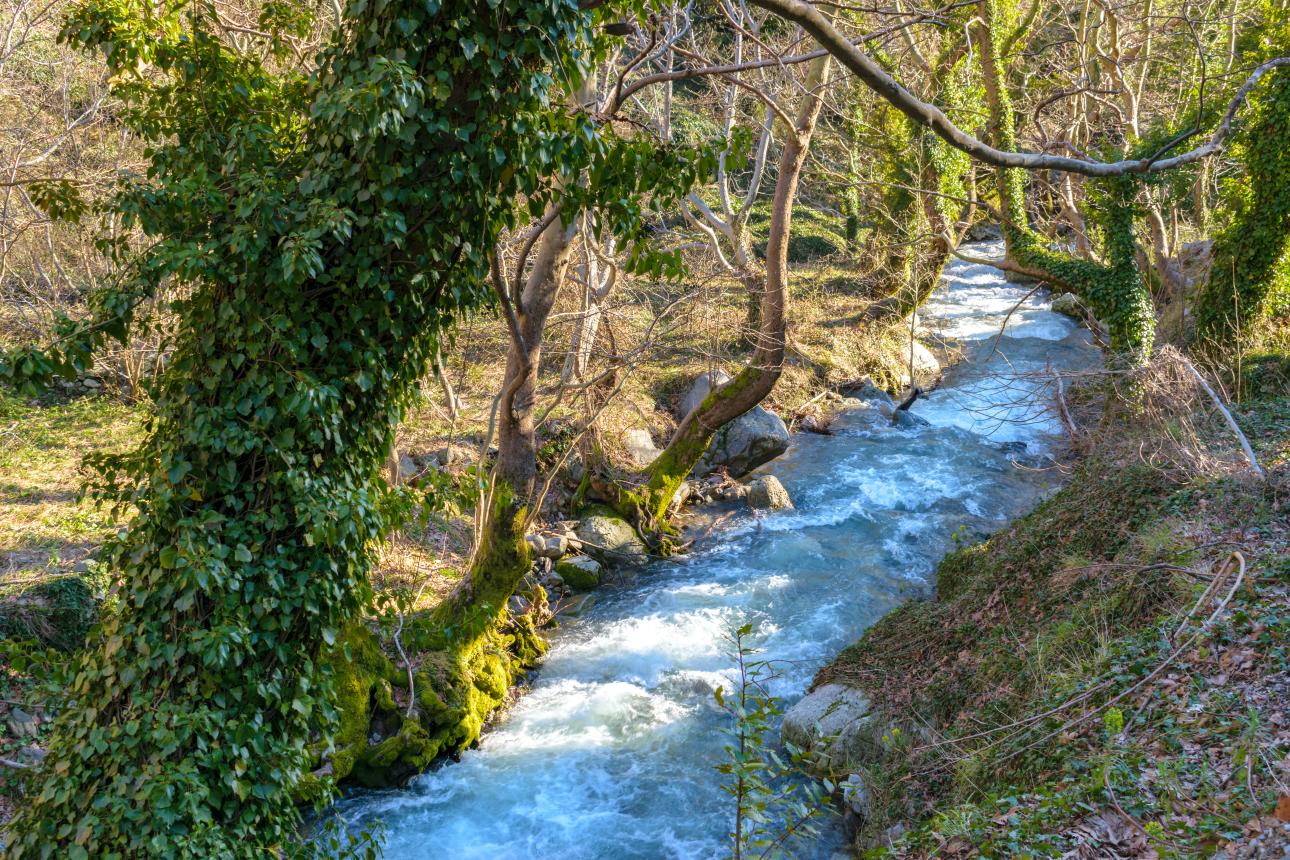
[1195,48,1290,348]
[0,0,711,856]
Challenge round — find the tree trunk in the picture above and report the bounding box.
[635,50,834,527]
[971,0,1155,364]
[433,208,577,641]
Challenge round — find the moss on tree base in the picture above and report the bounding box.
[299,603,548,798]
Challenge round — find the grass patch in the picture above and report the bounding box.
[817,395,1290,857]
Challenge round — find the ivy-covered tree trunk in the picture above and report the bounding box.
[0,2,661,856]
[1194,66,1290,349]
[971,0,1156,364]
[636,50,835,527]
[864,44,974,322]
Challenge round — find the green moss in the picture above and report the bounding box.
[1195,65,1290,347]
[750,203,848,263]
[303,605,547,795]
[555,558,601,591]
[640,367,763,527]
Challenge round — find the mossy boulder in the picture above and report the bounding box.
[555,555,602,591]
[575,506,648,567]
[751,203,847,263]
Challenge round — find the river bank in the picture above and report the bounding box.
[324,244,1106,856]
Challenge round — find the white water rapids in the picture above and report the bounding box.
[330,241,1101,858]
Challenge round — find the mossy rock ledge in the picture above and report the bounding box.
[298,600,549,799]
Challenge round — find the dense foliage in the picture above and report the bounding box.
[0,0,708,855]
[1196,56,1290,346]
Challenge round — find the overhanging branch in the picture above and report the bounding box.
[745,0,1288,177]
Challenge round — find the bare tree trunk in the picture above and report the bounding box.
[433,206,578,639]
[634,50,834,528]
[562,222,618,383]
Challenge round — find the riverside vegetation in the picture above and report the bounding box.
[0,0,1287,856]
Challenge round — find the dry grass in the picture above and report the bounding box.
[0,391,140,584]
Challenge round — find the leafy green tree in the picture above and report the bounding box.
[0,0,703,855]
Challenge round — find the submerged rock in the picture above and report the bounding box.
[556,592,597,617]
[888,408,931,430]
[1050,292,1084,319]
[680,371,791,478]
[747,475,793,510]
[781,683,878,776]
[555,555,603,591]
[575,507,648,567]
[840,378,895,410]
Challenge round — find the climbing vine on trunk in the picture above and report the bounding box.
[1195,63,1290,348]
[973,0,1156,365]
[0,0,705,856]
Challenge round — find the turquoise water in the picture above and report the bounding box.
[332,243,1100,858]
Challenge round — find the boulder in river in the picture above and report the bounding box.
[781,683,878,776]
[886,408,931,430]
[747,475,793,510]
[555,555,603,591]
[680,371,790,478]
[574,507,648,567]
[839,378,895,409]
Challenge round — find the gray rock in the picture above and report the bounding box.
[678,371,791,477]
[842,773,870,818]
[841,378,895,409]
[679,369,733,417]
[15,745,46,766]
[506,595,530,615]
[898,341,941,387]
[564,453,585,485]
[964,221,1002,241]
[6,708,38,738]
[555,555,603,591]
[526,533,568,560]
[888,408,930,430]
[1050,292,1084,319]
[670,481,695,510]
[747,475,793,510]
[699,407,790,478]
[622,428,661,470]
[394,453,419,483]
[781,683,877,776]
[556,593,597,617]
[574,509,648,567]
[434,443,475,468]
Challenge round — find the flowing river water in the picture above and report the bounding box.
[333,241,1101,858]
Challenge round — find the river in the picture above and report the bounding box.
[331,241,1101,858]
